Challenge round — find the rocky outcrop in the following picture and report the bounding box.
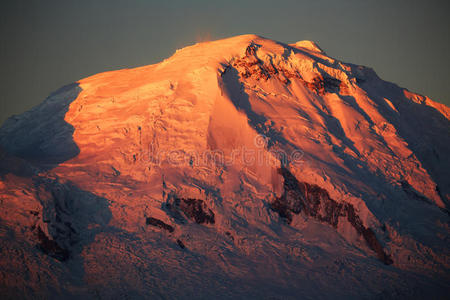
[146,217,174,233]
[271,167,393,265]
[271,167,343,227]
[33,178,78,261]
[345,205,393,265]
[306,76,341,94]
[166,198,215,225]
[229,44,343,95]
[36,226,69,261]
[176,239,186,249]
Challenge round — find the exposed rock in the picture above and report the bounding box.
[306,76,341,94]
[225,231,234,241]
[166,198,215,225]
[34,178,80,251]
[31,175,111,263]
[271,167,343,227]
[111,166,121,177]
[271,167,393,265]
[230,45,343,95]
[146,217,174,233]
[176,239,186,249]
[345,204,393,265]
[36,226,69,261]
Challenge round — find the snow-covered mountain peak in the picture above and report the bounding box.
[0,34,449,299]
[292,40,324,53]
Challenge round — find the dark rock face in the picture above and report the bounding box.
[179,198,215,224]
[166,198,215,225]
[146,217,174,233]
[33,179,78,261]
[37,181,82,243]
[176,239,186,249]
[271,167,393,265]
[271,167,343,227]
[36,226,69,261]
[345,205,393,265]
[306,76,342,94]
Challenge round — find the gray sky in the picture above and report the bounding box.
[1,0,449,125]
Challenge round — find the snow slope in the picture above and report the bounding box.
[0,34,449,299]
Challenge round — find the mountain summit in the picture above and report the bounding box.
[0,34,449,299]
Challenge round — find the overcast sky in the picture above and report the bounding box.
[1,0,449,125]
